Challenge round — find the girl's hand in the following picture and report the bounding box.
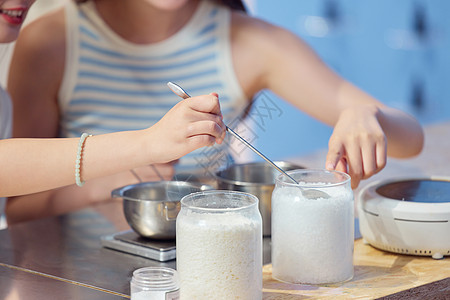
[325,105,387,189]
[147,93,227,163]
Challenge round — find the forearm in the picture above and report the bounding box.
[376,106,424,158]
[5,171,137,225]
[1,94,225,197]
[6,191,59,225]
[0,130,150,197]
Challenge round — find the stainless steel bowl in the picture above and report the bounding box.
[112,181,212,239]
[215,161,304,236]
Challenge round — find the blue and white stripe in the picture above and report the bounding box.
[59,0,247,171]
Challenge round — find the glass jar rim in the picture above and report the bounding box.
[275,169,351,187]
[131,267,178,290]
[180,190,259,212]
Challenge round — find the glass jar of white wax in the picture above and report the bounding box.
[176,190,262,299]
[130,267,179,300]
[271,169,354,285]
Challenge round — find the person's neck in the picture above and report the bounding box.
[94,0,201,44]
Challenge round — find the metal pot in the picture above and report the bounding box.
[215,161,304,236]
[112,181,212,240]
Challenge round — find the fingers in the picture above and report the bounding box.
[325,105,390,189]
[375,136,387,173]
[187,120,225,144]
[186,134,217,150]
[341,140,363,189]
[335,159,348,174]
[149,92,228,163]
[185,93,226,141]
[325,142,344,171]
[356,134,387,186]
[188,93,223,117]
[327,133,387,189]
[158,160,179,166]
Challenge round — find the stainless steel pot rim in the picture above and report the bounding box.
[112,180,213,202]
[117,180,209,189]
[215,161,304,186]
[214,176,275,187]
[219,161,302,169]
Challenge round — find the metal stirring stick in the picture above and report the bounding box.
[167,82,331,199]
[167,81,300,185]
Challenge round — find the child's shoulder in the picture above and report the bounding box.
[20,7,66,52]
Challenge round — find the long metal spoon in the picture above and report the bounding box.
[167,82,330,199]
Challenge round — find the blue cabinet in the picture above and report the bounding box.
[245,0,450,160]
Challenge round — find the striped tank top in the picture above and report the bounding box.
[59,0,248,173]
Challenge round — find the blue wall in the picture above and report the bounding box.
[244,0,450,161]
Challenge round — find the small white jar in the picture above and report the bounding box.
[130,267,179,300]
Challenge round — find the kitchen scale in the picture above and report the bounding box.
[101,230,176,262]
[358,177,450,259]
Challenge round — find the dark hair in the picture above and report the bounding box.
[74,0,247,12]
[216,0,247,12]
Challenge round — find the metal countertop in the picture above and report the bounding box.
[0,121,448,299]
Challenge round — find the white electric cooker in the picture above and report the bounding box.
[358,176,450,259]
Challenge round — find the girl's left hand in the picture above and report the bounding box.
[325,105,387,189]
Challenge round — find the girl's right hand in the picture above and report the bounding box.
[146,93,227,163]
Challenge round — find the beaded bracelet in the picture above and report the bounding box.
[75,133,92,187]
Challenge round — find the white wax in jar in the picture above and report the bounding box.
[272,183,354,284]
[177,213,262,299]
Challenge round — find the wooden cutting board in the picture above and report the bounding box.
[263,239,450,299]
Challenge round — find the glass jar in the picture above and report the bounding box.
[176,190,262,299]
[272,169,354,284]
[130,267,179,300]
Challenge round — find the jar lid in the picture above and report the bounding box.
[131,267,179,291]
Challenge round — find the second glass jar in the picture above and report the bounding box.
[271,169,354,285]
[176,190,262,299]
